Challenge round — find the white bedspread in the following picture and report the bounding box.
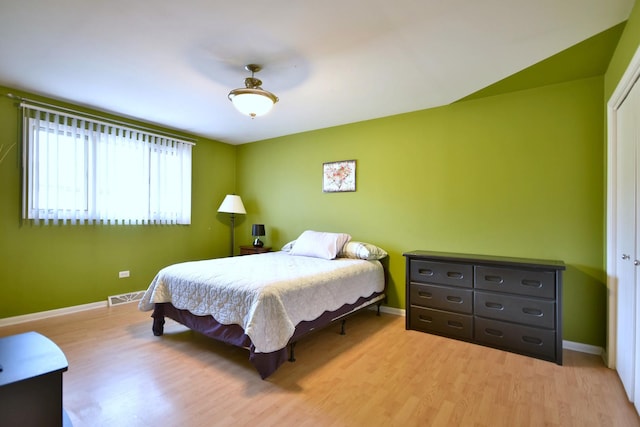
[138,251,384,353]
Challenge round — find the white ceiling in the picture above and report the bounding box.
[0,0,634,144]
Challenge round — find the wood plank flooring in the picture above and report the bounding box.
[0,303,638,427]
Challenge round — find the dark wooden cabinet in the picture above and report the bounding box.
[239,245,272,255]
[404,250,565,364]
[0,331,70,426]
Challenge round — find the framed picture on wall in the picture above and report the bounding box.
[323,160,356,192]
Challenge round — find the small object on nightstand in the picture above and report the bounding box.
[252,224,266,247]
[240,245,272,255]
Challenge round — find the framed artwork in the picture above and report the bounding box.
[323,160,356,192]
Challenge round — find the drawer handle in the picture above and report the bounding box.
[485,302,504,310]
[447,320,463,329]
[418,268,434,276]
[485,328,503,337]
[522,307,543,317]
[522,336,543,345]
[522,279,543,288]
[446,296,463,304]
[484,275,503,284]
[418,291,433,299]
[418,315,433,323]
[447,271,464,279]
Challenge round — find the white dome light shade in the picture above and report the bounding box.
[228,64,279,118]
[228,89,277,118]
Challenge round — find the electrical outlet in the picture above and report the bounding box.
[118,270,130,279]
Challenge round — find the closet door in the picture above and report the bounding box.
[616,75,640,407]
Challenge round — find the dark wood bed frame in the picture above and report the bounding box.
[150,259,389,379]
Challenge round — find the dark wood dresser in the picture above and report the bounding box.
[404,250,565,364]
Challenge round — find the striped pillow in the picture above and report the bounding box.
[338,241,387,260]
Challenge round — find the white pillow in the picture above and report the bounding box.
[338,241,388,260]
[289,230,351,260]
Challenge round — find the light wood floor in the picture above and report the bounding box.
[1,303,638,427]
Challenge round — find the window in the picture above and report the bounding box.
[22,104,193,225]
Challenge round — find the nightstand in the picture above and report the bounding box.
[239,245,272,255]
[0,332,71,426]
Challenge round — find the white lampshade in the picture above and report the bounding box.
[228,64,278,118]
[229,92,276,118]
[217,194,246,214]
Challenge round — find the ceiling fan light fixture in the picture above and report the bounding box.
[228,64,279,118]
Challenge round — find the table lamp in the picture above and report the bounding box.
[252,224,265,247]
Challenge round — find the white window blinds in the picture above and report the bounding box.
[22,103,193,225]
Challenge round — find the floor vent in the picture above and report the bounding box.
[108,291,145,306]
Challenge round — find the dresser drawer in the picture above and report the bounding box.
[474,291,555,329]
[410,260,473,288]
[409,306,473,340]
[475,266,555,299]
[474,317,556,361]
[410,283,473,314]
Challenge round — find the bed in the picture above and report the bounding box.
[138,231,387,379]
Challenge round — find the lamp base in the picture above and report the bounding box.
[253,238,264,247]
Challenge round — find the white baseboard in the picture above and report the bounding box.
[563,340,604,356]
[378,305,405,316]
[0,301,107,327]
[0,301,609,360]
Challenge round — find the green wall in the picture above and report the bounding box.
[237,76,606,346]
[0,88,237,318]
